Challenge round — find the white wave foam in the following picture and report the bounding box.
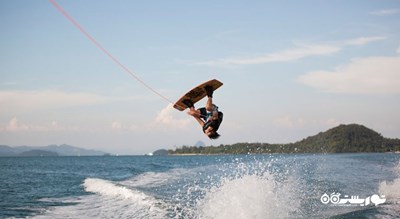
[121,168,189,188]
[84,178,166,216]
[32,178,167,219]
[196,173,300,219]
[84,178,148,200]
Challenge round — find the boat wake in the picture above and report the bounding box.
[32,156,400,219]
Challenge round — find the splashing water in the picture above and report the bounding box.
[379,161,400,199]
[196,174,300,219]
[378,161,400,218]
[169,156,303,219]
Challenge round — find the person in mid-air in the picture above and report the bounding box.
[183,86,223,139]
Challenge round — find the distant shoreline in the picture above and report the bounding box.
[167,151,400,156]
[168,124,400,155]
[169,153,205,156]
[0,144,108,157]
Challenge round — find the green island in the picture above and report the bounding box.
[169,124,400,155]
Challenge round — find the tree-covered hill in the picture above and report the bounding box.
[292,124,388,153]
[169,124,400,155]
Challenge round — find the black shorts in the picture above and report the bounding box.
[199,107,208,119]
[199,104,218,121]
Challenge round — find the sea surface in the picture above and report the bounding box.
[0,153,399,219]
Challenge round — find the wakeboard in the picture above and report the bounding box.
[173,79,223,111]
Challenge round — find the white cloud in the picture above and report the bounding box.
[2,117,63,132]
[51,120,59,128]
[193,36,385,67]
[344,36,386,46]
[5,117,28,131]
[196,44,340,67]
[154,104,191,128]
[111,121,123,130]
[110,121,139,132]
[273,116,306,128]
[370,9,400,16]
[299,51,400,94]
[325,118,340,127]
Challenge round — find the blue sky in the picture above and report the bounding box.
[1,0,399,154]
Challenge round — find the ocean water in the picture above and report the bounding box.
[0,153,399,219]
